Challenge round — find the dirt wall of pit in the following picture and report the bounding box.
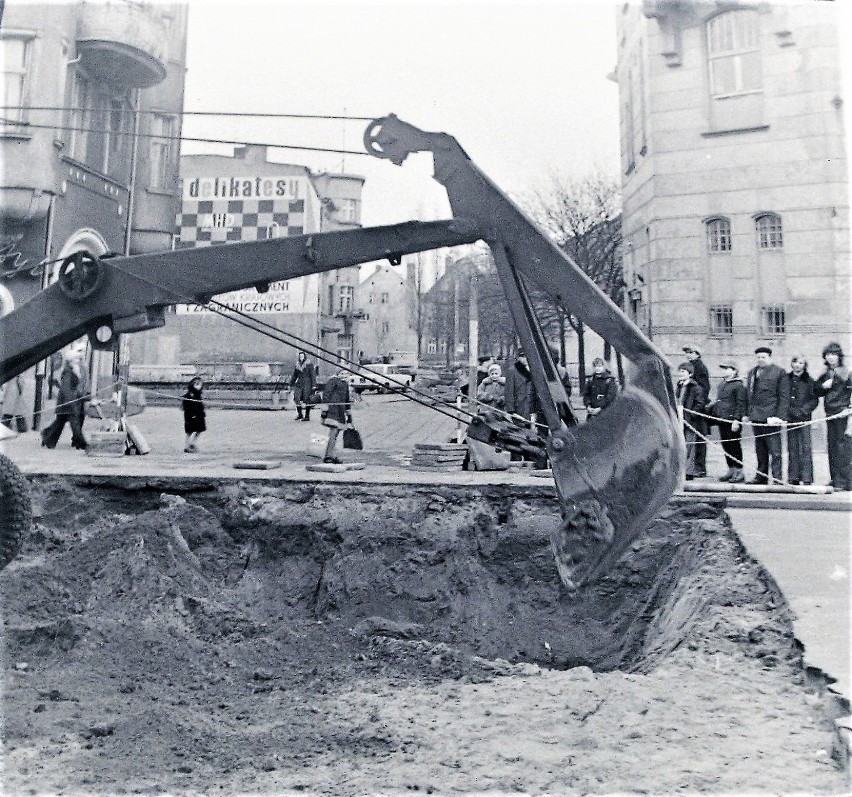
[5,476,799,675]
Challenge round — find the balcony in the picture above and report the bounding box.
[77,0,168,88]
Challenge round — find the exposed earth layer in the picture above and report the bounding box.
[1,477,848,795]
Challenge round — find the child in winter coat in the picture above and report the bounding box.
[706,361,747,483]
[182,377,206,453]
[476,363,506,408]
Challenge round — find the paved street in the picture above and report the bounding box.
[729,508,851,702]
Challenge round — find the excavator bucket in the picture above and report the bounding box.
[545,355,684,590]
[365,115,685,591]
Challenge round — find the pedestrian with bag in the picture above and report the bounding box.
[321,366,352,464]
[182,377,206,453]
[675,361,706,480]
[814,341,852,491]
[706,360,747,483]
[290,351,316,422]
[743,346,789,484]
[785,354,819,485]
[41,354,88,450]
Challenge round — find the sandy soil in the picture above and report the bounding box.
[1,477,848,796]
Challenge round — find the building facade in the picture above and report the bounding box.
[126,144,365,380]
[617,0,850,373]
[358,263,417,362]
[0,0,188,418]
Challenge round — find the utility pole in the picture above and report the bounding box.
[468,263,479,400]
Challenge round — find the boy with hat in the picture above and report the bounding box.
[706,360,747,482]
[675,361,706,480]
[743,346,789,484]
[683,345,710,476]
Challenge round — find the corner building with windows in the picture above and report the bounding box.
[0,1,188,422]
[617,1,849,371]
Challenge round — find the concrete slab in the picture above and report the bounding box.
[233,460,282,470]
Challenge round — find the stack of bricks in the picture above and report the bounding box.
[86,431,127,457]
[410,443,468,471]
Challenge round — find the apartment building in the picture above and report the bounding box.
[618,0,849,371]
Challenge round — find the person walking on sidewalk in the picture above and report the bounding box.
[743,346,789,485]
[683,345,710,477]
[814,341,852,491]
[290,351,316,422]
[675,362,706,480]
[785,354,819,486]
[321,367,351,464]
[182,377,206,453]
[41,354,89,450]
[706,361,747,483]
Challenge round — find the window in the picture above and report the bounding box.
[756,213,782,249]
[709,305,733,335]
[380,292,389,304]
[1,34,31,125]
[368,293,374,304]
[337,198,358,222]
[761,305,785,335]
[706,218,732,252]
[149,113,176,190]
[66,71,133,180]
[381,321,390,334]
[337,285,354,314]
[707,10,762,98]
[68,72,90,160]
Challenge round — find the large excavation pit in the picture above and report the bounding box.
[1,476,848,795]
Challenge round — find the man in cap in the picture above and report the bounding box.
[743,346,789,484]
[683,345,710,477]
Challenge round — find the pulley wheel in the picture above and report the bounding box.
[57,251,105,301]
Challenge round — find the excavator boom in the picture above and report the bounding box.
[0,116,684,587]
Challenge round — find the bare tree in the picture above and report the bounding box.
[405,251,427,359]
[525,172,624,388]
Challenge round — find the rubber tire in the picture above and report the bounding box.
[0,453,31,570]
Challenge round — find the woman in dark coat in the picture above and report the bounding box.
[786,354,819,485]
[814,341,852,491]
[182,377,206,453]
[321,367,351,464]
[290,351,316,422]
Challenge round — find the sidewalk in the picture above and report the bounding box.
[3,395,850,505]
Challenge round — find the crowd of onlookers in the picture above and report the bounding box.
[471,341,851,490]
[674,342,851,490]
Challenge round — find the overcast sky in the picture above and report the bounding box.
[180,0,624,227]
